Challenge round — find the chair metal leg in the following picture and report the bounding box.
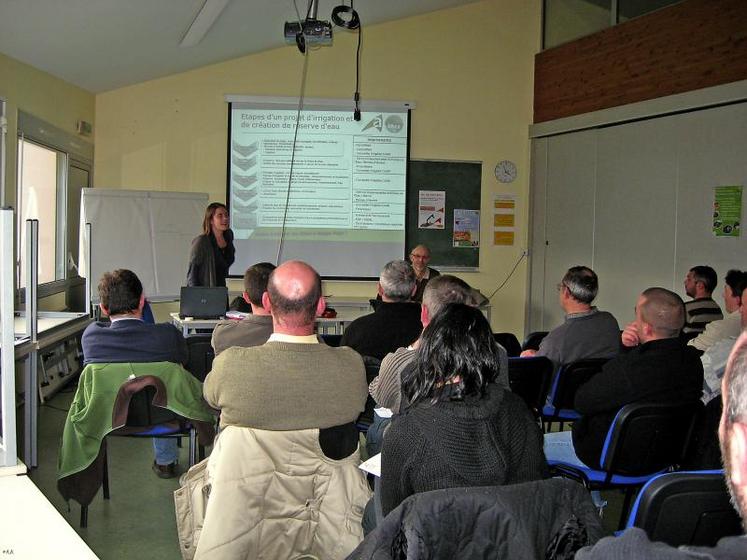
[80,505,88,528]
[102,443,110,500]
[188,429,197,467]
[618,487,635,530]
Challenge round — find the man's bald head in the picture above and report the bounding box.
[637,287,685,339]
[265,260,322,328]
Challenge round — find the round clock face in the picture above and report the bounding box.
[495,160,517,183]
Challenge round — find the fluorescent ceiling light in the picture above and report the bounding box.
[180,0,231,47]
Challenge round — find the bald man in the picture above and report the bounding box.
[203,260,368,437]
[576,331,747,558]
[544,287,703,471]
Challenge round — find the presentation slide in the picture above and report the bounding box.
[227,98,410,278]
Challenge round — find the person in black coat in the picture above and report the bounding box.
[544,287,704,471]
[187,202,235,288]
[380,303,547,516]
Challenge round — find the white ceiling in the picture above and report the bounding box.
[0,0,481,93]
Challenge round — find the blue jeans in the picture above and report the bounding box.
[153,438,179,465]
[543,431,606,509]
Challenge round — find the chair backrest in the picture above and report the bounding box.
[601,401,702,477]
[321,333,343,347]
[507,357,553,418]
[494,332,521,357]
[522,330,548,351]
[112,375,181,429]
[356,356,381,429]
[185,336,214,382]
[626,470,742,547]
[550,358,609,411]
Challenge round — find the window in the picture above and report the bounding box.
[15,111,93,295]
[17,138,67,287]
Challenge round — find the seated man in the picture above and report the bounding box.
[341,260,422,360]
[371,274,507,415]
[702,290,747,404]
[576,330,747,559]
[211,262,275,355]
[81,269,189,478]
[689,269,746,353]
[683,265,723,335]
[544,287,703,471]
[204,260,368,434]
[521,266,620,369]
[409,244,440,303]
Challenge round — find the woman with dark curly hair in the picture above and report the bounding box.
[380,303,548,516]
[187,202,235,287]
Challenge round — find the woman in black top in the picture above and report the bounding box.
[380,303,547,516]
[187,202,235,287]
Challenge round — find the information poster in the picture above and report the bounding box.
[418,190,445,229]
[453,209,480,247]
[713,186,742,237]
[493,194,516,246]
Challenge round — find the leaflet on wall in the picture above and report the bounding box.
[713,186,742,237]
[493,194,516,245]
[453,209,480,247]
[418,190,445,229]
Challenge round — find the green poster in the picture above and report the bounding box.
[713,186,742,237]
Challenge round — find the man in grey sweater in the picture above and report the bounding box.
[204,261,367,437]
[521,266,620,369]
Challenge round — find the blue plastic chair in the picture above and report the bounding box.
[507,357,553,419]
[548,401,702,529]
[542,358,608,432]
[623,470,742,547]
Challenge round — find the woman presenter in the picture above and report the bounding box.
[187,202,235,287]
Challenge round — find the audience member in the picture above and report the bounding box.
[380,303,547,517]
[211,262,275,355]
[370,274,507,415]
[683,265,723,335]
[341,260,422,360]
[204,260,367,438]
[702,292,747,404]
[81,269,189,478]
[689,269,746,353]
[409,244,440,302]
[576,330,747,558]
[544,287,703,472]
[520,266,619,368]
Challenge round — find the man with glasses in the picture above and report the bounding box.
[521,266,620,369]
[409,245,440,303]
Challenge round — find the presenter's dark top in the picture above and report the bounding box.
[187,230,235,288]
[81,318,188,365]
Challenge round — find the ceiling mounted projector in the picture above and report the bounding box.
[284,19,333,52]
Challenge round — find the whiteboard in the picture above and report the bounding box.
[79,189,208,301]
[528,101,747,333]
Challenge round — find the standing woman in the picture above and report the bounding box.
[187,202,235,287]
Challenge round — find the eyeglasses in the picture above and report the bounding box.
[410,253,429,260]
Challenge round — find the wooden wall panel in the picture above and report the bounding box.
[534,0,747,123]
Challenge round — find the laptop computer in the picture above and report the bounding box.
[179,286,228,319]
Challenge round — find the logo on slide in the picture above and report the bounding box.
[362,114,383,132]
[385,116,404,134]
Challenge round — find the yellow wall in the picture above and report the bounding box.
[94,0,541,335]
[0,51,95,207]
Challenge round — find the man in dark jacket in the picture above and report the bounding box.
[544,287,703,471]
[341,260,422,360]
[576,330,747,558]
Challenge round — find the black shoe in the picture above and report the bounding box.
[152,461,177,479]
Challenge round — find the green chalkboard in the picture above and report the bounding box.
[407,160,481,269]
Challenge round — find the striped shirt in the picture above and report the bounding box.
[683,297,723,334]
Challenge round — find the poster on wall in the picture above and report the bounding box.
[493,193,516,246]
[418,190,445,229]
[453,209,480,247]
[713,186,742,237]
